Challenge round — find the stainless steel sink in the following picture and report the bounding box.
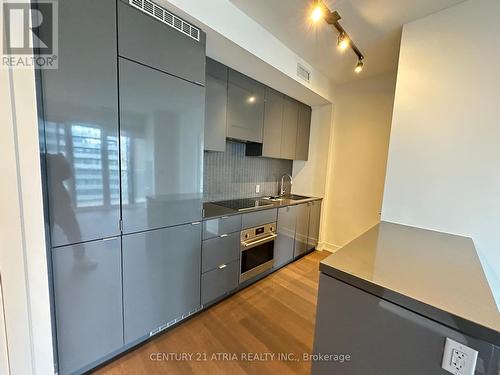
[265,194,310,202]
[286,194,310,201]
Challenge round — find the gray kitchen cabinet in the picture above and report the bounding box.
[41,0,120,247]
[275,205,297,268]
[118,57,204,233]
[203,215,242,239]
[294,203,310,258]
[226,69,265,143]
[261,88,284,158]
[295,104,312,161]
[202,232,240,273]
[205,58,228,152]
[241,208,278,229]
[117,1,206,84]
[201,260,239,305]
[52,239,123,375]
[281,96,299,160]
[122,223,202,344]
[307,200,321,250]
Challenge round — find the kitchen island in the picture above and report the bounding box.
[312,221,500,375]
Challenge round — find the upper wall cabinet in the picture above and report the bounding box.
[204,58,228,152]
[296,104,312,161]
[281,96,300,160]
[261,87,284,159]
[227,69,265,143]
[117,1,206,84]
[41,0,120,247]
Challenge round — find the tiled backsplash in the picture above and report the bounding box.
[203,141,292,202]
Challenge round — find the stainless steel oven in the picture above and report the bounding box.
[240,223,276,283]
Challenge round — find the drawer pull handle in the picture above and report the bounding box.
[218,264,227,269]
[221,216,230,219]
[220,234,228,238]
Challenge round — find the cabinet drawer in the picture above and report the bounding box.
[202,232,240,273]
[242,209,277,229]
[203,215,242,239]
[201,260,239,305]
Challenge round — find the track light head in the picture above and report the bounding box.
[310,1,324,23]
[354,59,364,74]
[337,33,350,50]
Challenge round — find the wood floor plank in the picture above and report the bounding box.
[94,251,330,375]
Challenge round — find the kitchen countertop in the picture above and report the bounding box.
[320,221,500,345]
[202,196,322,220]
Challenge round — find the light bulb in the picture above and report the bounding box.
[247,96,256,103]
[354,59,364,73]
[310,5,324,23]
[337,33,349,50]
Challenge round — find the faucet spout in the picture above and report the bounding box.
[279,173,293,196]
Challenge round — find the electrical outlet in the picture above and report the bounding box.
[442,338,478,375]
[255,184,260,193]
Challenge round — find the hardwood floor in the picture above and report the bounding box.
[95,251,330,375]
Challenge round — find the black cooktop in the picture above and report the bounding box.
[214,198,273,211]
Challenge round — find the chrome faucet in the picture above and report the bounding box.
[279,173,293,196]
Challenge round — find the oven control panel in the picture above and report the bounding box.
[241,223,276,241]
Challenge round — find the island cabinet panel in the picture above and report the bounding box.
[312,274,498,375]
[204,58,228,152]
[293,203,310,258]
[275,205,297,268]
[307,200,321,250]
[226,69,265,143]
[281,96,299,160]
[295,104,312,161]
[122,223,202,344]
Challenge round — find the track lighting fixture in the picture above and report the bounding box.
[309,1,365,73]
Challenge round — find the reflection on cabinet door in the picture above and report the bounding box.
[275,205,297,268]
[52,239,123,375]
[294,203,310,258]
[307,200,322,250]
[119,57,204,234]
[281,97,299,160]
[227,69,265,143]
[42,0,120,247]
[122,223,202,344]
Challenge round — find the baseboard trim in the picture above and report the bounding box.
[317,242,340,253]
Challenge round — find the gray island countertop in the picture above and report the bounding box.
[320,221,500,345]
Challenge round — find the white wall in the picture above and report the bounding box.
[321,73,396,251]
[382,0,500,306]
[0,16,55,373]
[0,277,9,375]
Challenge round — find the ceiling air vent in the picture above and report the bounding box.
[297,63,311,83]
[129,0,200,42]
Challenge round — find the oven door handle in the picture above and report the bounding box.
[241,233,277,250]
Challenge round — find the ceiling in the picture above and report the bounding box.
[229,0,465,83]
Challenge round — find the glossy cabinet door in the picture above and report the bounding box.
[296,104,312,161]
[262,87,284,158]
[117,1,206,84]
[281,96,299,160]
[294,203,310,258]
[227,69,265,143]
[41,0,119,247]
[307,200,322,250]
[205,58,228,152]
[119,57,204,234]
[52,239,123,375]
[275,205,297,268]
[122,223,202,344]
